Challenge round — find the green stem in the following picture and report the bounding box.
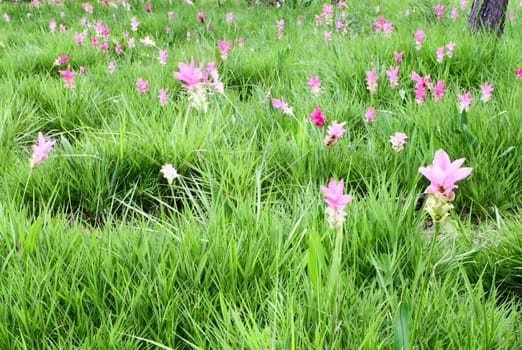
[328,224,343,334]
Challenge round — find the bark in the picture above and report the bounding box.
[468,0,509,36]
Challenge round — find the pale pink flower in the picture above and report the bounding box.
[168,11,174,19]
[324,31,332,42]
[160,164,180,185]
[128,38,135,48]
[457,90,473,113]
[323,4,333,17]
[100,40,109,52]
[320,178,353,228]
[335,21,344,32]
[82,2,93,13]
[324,120,347,147]
[315,14,323,25]
[365,107,376,122]
[372,16,394,34]
[237,37,244,45]
[418,149,472,200]
[414,29,424,50]
[450,7,458,20]
[79,66,85,74]
[277,19,284,31]
[308,76,321,96]
[30,132,55,168]
[197,12,205,23]
[158,89,168,106]
[59,24,66,33]
[49,18,56,33]
[431,80,446,101]
[3,13,10,22]
[436,47,445,63]
[108,61,116,73]
[389,132,407,152]
[226,12,233,23]
[337,0,345,8]
[140,36,155,46]
[165,26,170,33]
[366,67,378,94]
[115,42,122,54]
[130,16,139,31]
[435,5,444,18]
[184,0,193,4]
[460,0,467,9]
[272,97,294,116]
[58,66,75,88]
[393,51,404,63]
[74,31,86,45]
[509,11,514,21]
[217,40,232,59]
[385,65,399,87]
[136,78,149,94]
[446,42,455,58]
[515,68,522,79]
[159,49,168,65]
[297,15,301,25]
[309,107,325,126]
[480,81,493,102]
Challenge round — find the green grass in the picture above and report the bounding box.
[1,0,521,348]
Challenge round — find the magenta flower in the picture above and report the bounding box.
[54,55,69,66]
[130,16,139,31]
[385,65,399,87]
[322,4,333,17]
[168,11,174,19]
[309,107,325,126]
[393,51,404,63]
[158,89,168,106]
[411,71,430,104]
[457,90,473,113]
[372,16,394,34]
[320,178,353,228]
[74,31,85,45]
[366,67,378,94]
[158,49,168,65]
[365,107,376,122]
[272,96,293,116]
[226,12,233,23]
[435,5,444,18]
[324,120,347,147]
[389,132,407,152]
[144,3,151,12]
[49,18,56,33]
[58,66,75,89]
[308,76,321,96]
[418,149,472,200]
[414,29,424,50]
[217,40,232,59]
[277,19,284,31]
[450,7,458,20]
[431,80,446,101]
[136,78,149,94]
[197,12,205,23]
[480,81,493,102]
[30,132,55,168]
[174,57,204,89]
[515,68,522,79]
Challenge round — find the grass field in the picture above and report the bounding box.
[1,0,521,348]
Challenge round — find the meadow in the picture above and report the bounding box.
[0,0,521,348]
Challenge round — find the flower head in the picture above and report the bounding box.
[389,132,407,152]
[174,57,204,89]
[385,65,399,87]
[58,66,75,88]
[365,107,376,122]
[414,29,424,50]
[366,67,378,94]
[320,178,353,228]
[136,78,149,94]
[309,107,325,126]
[308,76,321,96]
[160,164,180,185]
[272,96,294,116]
[515,67,522,79]
[30,132,55,168]
[324,120,347,147]
[480,81,493,102]
[457,90,473,113]
[217,40,232,59]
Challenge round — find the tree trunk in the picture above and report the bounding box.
[468,0,509,36]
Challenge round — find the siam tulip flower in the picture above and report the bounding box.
[418,149,472,201]
[100,40,109,51]
[315,14,323,25]
[108,61,116,73]
[140,36,155,46]
[411,71,430,104]
[375,5,380,13]
[30,132,55,168]
[323,4,333,17]
[91,36,98,49]
[414,29,424,50]
[365,107,376,122]
[393,51,404,63]
[158,89,168,106]
[389,132,407,152]
[174,57,204,89]
[450,7,458,20]
[197,12,205,23]
[385,65,399,87]
[297,15,301,25]
[168,11,174,19]
[435,5,444,18]
[82,2,93,14]
[160,164,180,185]
[509,11,514,21]
[309,107,325,126]
[74,31,86,45]
[237,37,244,45]
[272,96,294,116]
[79,66,85,74]
[59,24,66,33]
[217,40,232,59]
[323,120,347,148]
[58,66,75,88]
[335,21,344,32]
[431,80,446,101]
[165,26,170,33]
[130,16,139,31]
[49,18,56,33]
[366,67,378,94]
[308,76,321,96]
[128,38,135,48]
[158,49,168,65]
[372,16,394,34]
[515,67,522,79]
[460,0,468,9]
[144,3,151,12]
[457,90,473,113]
[136,78,149,94]
[186,31,191,41]
[184,0,193,4]
[2,13,9,22]
[324,31,332,42]
[337,0,345,8]
[205,62,224,94]
[480,81,493,102]
[320,178,353,229]
[226,12,233,23]
[436,47,445,63]
[54,55,69,66]
[446,42,455,58]
[277,19,285,31]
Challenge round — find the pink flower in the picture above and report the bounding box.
[324,31,332,42]
[160,164,180,185]
[74,31,85,45]
[450,7,458,20]
[337,0,345,8]
[49,19,56,33]
[431,80,446,101]
[168,11,174,19]
[389,132,407,152]
[460,0,467,9]
[309,107,325,126]
[217,40,232,59]
[365,107,376,122]
[130,16,139,31]
[144,3,151,12]
[272,96,293,116]
[315,15,323,25]
[435,5,444,18]
[393,51,404,63]
[366,67,378,94]
[30,132,55,168]
[320,178,353,228]
[277,19,284,31]
[480,81,493,102]
[457,90,473,112]
[446,42,455,58]
[414,29,424,50]
[59,24,66,33]
[226,12,233,23]
[324,120,347,147]
[158,89,168,106]
[335,21,344,32]
[158,49,168,65]
[436,47,445,63]
[411,71,430,104]
[322,4,333,17]
[297,15,301,25]
[174,57,204,89]
[54,55,69,66]
[308,76,321,96]
[79,66,85,74]
[115,42,122,54]
[515,67,522,79]
[197,12,205,23]
[3,13,10,22]
[58,66,75,88]
[509,11,514,21]
[418,149,472,200]
[136,78,149,94]
[108,61,116,73]
[128,38,135,48]
[372,16,394,34]
[385,65,399,87]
